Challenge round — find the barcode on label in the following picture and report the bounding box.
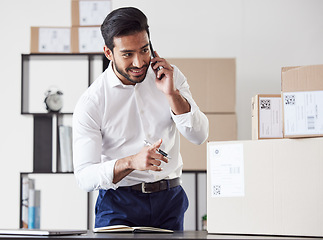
[285,95,295,105]
[93,3,98,10]
[52,31,57,39]
[307,116,315,130]
[230,167,240,174]
[260,99,271,110]
[213,185,221,196]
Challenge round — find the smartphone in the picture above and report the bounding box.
[149,41,164,80]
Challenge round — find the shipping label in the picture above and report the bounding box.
[259,97,283,138]
[208,143,244,198]
[283,91,323,136]
[78,27,104,53]
[79,1,111,26]
[38,28,70,53]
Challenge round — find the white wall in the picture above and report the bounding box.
[1,0,323,229]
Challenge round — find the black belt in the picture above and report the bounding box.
[128,178,181,193]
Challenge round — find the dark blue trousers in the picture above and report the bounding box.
[95,185,189,231]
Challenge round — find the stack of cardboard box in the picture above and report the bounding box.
[30,0,111,53]
[252,64,323,139]
[207,64,323,237]
[168,58,237,170]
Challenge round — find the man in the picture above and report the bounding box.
[73,7,209,231]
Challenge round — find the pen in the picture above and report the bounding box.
[144,140,171,159]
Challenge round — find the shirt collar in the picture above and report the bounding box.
[106,62,125,88]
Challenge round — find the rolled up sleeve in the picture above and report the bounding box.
[171,66,209,145]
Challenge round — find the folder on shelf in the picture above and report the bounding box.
[58,125,73,172]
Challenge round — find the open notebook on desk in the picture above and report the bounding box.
[0,229,87,236]
[93,225,173,233]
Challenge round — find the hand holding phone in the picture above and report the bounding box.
[149,41,165,80]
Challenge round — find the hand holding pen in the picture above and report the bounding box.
[122,139,168,173]
[144,139,171,159]
[113,139,169,183]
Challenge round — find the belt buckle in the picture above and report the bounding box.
[141,183,152,193]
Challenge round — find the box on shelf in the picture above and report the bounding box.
[71,26,104,53]
[168,58,236,113]
[282,64,323,138]
[181,113,237,170]
[71,0,111,26]
[30,26,104,53]
[31,27,72,53]
[207,137,323,237]
[251,94,283,140]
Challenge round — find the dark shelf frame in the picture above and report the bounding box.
[19,172,90,229]
[21,53,109,115]
[21,53,110,173]
[183,170,207,230]
[19,53,109,229]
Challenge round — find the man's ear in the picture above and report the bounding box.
[103,45,113,61]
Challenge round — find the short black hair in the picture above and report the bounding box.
[101,7,150,51]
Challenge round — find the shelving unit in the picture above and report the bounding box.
[181,170,207,231]
[19,172,89,229]
[21,53,108,172]
[21,53,109,115]
[19,53,108,229]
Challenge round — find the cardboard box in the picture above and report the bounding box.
[168,59,236,113]
[31,26,104,53]
[251,94,283,140]
[31,27,72,53]
[71,0,111,26]
[181,113,237,170]
[207,138,323,237]
[71,26,104,53]
[282,65,323,138]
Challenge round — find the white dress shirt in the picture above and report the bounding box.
[73,63,209,192]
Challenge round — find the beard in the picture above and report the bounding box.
[113,58,150,85]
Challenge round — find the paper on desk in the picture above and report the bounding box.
[209,143,244,197]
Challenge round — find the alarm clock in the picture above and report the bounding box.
[44,89,63,112]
